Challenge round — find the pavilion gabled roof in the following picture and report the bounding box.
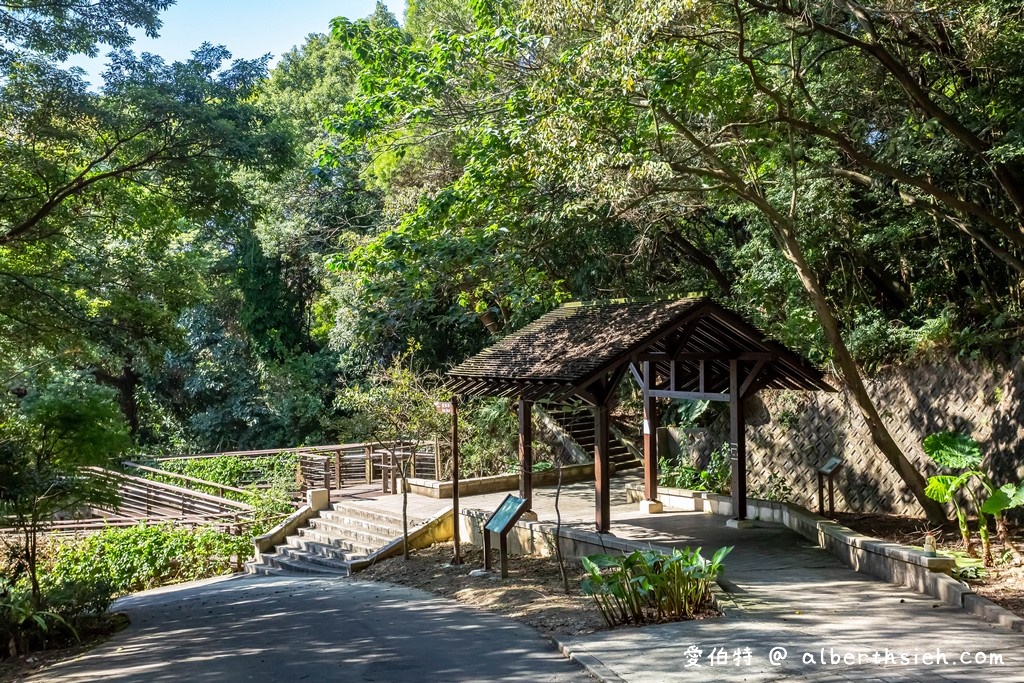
[446,297,833,401]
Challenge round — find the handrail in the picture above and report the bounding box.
[148,440,433,461]
[84,467,253,511]
[121,462,250,497]
[150,442,385,461]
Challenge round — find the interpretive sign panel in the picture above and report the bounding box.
[818,457,842,476]
[485,494,528,535]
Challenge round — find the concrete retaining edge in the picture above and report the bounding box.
[456,507,734,616]
[252,489,330,561]
[348,507,455,573]
[625,482,1024,632]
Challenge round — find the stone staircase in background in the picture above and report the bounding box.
[546,403,642,471]
[245,502,424,576]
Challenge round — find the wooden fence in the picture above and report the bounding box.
[150,441,439,491]
[84,467,253,520]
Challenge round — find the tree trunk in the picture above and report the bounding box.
[764,212,947,524]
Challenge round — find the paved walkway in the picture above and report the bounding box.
[33,475,1024,682]
[27,576,589,683]
[341,474,1024,681]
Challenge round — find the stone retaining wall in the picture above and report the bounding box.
[689,358,1024,516]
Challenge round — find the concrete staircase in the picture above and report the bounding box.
[246,502,422,576]
[546,404,642,471]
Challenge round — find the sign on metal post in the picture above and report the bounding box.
[483,494,529,579]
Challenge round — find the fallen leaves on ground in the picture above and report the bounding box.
[356,542,607,636]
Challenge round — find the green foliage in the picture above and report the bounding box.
[753,471,794,503]
[337,350,448,450]
[923,432,984,470]
[159,307,343,452]
[659,443,731,494]
[661,400,709,429]
[157,455,299,490]
[48,523,252,595]
[920,431,1024,567]
[980,483,1024,517]
[458,397,518,478]
[0,580,79,658]
[0,1,170,62]
[0,371,129,606]
[580,546,731,627]
[144,455,298,514]
[949,552,986,582]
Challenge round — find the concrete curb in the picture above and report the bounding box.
[625,482,1024,633]
[554,638,627,683]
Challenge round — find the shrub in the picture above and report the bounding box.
[156,454,299,489]
[580,546,732,627]
[659,442,732,494]
[48,522,252,595]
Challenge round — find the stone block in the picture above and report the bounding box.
[639,500,664,514]
[928,572,974,607]
[725,518,755,529]
[307,488,330,511]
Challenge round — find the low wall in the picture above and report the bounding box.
[349,507,455,572]
[406,463,604,499]
[253,489,330,560]
[457,508,663,561]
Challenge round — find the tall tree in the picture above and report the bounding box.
[320,0,1024,520]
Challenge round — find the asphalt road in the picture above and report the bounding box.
[27,575,591,683]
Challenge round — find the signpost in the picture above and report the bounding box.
[435,398,462,565]
[817,457,843,518]
[483,494,530,578]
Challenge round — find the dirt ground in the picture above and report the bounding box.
[0,614,128,683]
[357,542,609,637]
[837,512,1024,617]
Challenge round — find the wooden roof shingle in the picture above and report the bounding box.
[446,297,832,400]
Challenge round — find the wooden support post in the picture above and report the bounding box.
[595,404,611,533]
[389,450,397,495]
[518,399,533,510]
[451,396,462,564]
[729,360,748,521]
[642,361,659,502]
[364,445,373,484]
[434,436,441,480]
[334,449,342,489]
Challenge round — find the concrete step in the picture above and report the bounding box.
[326,503,408,526]
[613,459,642,470]
[319,509,412,536]
[278,545,356,571]
[308,517,397,548]
[254,551,349,575]
[286,535,363,561]
[244,561,292,577]
[296,527,379,556]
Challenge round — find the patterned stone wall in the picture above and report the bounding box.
[691,358,1024,517]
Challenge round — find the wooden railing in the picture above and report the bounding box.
[141,440,441,492]
[84,467,253,519]
[122,461,250,499]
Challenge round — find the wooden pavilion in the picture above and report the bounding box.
[447,297,833,532]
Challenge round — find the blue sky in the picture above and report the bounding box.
[66,0,401,82]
